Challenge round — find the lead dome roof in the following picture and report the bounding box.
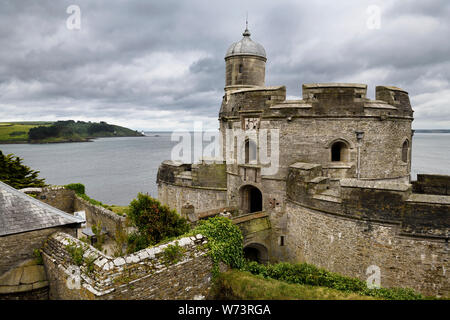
[225,28,266,59]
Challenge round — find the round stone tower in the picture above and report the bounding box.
[225,27,266,92]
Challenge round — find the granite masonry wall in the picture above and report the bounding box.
[285,201,449,297]
[158,182,227,216]
[73,197,126,236]
[23,187,126,238]
[413,174,450,196]
[41,232,216,300]
[24,187,76,213]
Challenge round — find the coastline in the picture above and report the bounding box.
[0,135,145,145]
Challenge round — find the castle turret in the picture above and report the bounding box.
[224,26,266,92]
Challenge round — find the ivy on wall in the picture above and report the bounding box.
[193,216,245,277]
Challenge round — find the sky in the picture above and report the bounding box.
[0,0,449,130]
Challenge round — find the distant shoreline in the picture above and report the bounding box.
[414,129,450,133]
[0,135,148,145]
[0,120,144,144]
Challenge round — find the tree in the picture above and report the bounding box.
[127,193,190,252]
[0,151,46,189]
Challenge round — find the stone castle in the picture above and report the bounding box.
[0,26,448,300]
[157,26,450,296]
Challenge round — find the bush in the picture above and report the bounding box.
[126,231,150,254]
[65,183,85,195]
[126,193,190,252]
[65,240,87,266]
[162,242,185,266]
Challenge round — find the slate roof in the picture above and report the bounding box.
[0,181,84,236]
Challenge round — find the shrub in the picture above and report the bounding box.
[126,193,190,252]
[65,183,85,195]
[162,242,185,266]
[126,231,150,254]
[65,240,87,266]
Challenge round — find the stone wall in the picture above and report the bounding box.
[41,232,215,300]
[225,56,266,88]
[24,187,75,213]
[191,162,227,188]
[73,196,126,236]
[23,187,126,240]
[412,174,450,196]
[158,181,227,216]
[285,201,449,297]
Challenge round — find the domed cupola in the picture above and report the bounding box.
[225,28,266,60]
[224,26,267,90]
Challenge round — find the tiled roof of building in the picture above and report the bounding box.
[0,181,84,236]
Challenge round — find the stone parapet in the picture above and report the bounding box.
[41,232,214,300]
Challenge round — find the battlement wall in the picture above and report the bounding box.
[412,174,450,196]
[286,163,450,238]
[220,83,413,119]
[41,232,215,300]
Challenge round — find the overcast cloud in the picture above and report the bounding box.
[0,0,449,130]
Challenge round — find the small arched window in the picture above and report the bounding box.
[402,140,409,162]
[331,141,349,162]
[239,64,243,73]
[245,139,257,164]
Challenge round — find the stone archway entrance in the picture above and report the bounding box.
[240,185,263,214]
[243,243,269,264]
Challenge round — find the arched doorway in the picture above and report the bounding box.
[240,185,263,214]
[244,243,268,264]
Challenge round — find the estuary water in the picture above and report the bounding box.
[0,132,449,206]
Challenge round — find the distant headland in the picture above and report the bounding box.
[0,120,144,144]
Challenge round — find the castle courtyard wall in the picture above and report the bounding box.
[158,182,227,215]
[42,232,216,300]
[285,201,449,297]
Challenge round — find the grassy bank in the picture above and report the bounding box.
[212,270,376,300]
[0,122,53,143]
[0,120,143,144]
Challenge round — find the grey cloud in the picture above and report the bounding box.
[0,0,449,129]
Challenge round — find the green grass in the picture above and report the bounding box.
[0,120,142,144]
[107,205,129,216]
[213,270,377,300]
[243,261,428,300]
[0,122,53,143]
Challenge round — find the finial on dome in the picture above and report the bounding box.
[243,13,251,37]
